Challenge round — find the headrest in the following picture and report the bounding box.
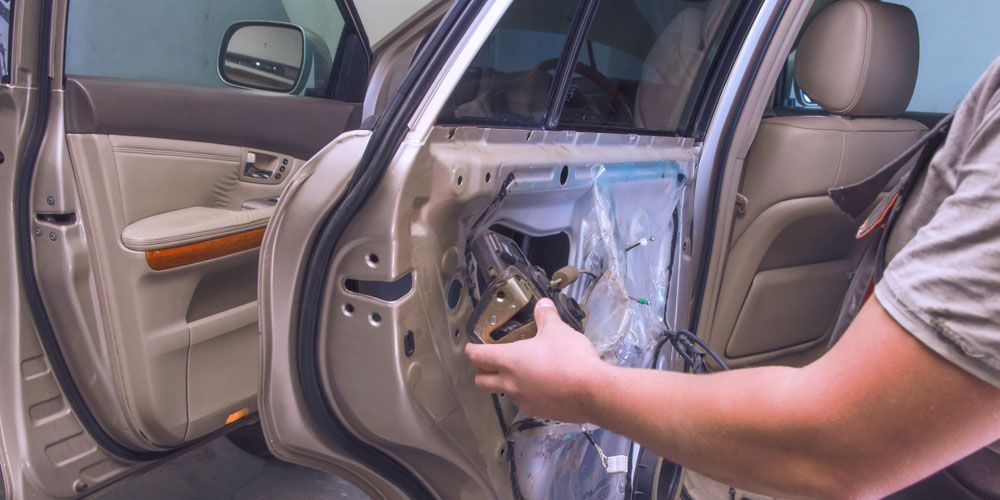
[795,0,918,117]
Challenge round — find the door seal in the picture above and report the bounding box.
[292,1,481,498]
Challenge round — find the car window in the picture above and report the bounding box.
[65,0,348,97]
[889,0,1000,113]
[439,0,736,134]
[0,0,12,84]
[437,0,583,127]
[559,0,735,133]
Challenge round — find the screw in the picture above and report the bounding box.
[48,231,57,241]
[46,195,55,206]
[33,227,42,237]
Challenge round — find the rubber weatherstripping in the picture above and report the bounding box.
[293,1,481,498]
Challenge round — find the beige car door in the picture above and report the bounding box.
[254,0,767,498]
[3,0,371,497]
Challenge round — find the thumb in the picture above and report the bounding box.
[533,298,560,333]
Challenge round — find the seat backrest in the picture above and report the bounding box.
[635,0,727,131]
[707,0,928,366]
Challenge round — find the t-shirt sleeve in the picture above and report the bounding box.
[874,105,1000,389]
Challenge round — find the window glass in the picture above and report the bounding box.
[65,0,346,97]
[0,0,12,84]
[438,0,582,127]
[559,0,734,133]
[889,0,1000,113]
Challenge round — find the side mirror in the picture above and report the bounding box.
[219,21,305,93]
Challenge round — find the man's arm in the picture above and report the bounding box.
[466,297,1000,498]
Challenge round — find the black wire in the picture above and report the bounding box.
[654,330,729,373]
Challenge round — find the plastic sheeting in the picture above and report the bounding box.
[509,161,687,499]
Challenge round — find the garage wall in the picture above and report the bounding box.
[356,0,436,45]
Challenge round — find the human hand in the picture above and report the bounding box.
[465,298,608,423]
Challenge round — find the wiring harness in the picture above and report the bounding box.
[654,329,729,373]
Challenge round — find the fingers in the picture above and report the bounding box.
[474,371,506,393]
[533,298,560,333]
[465,342,516,372]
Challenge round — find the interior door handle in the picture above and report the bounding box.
[243,152,272,179]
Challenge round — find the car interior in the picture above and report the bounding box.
[6,0,998,498]
[704,0,928,367]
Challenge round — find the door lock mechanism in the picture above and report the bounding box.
[466,231,586,344]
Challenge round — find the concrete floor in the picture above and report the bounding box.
[94,437,368,500]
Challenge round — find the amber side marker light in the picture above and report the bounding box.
[226,407,251,425]
[145,227,266,271]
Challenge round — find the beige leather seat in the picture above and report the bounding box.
[635,0,727,131]
[710,0,928,364]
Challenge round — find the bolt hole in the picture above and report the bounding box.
[457,175,464,186]
[343,303,355,316]
[485,172,492,183]
[559,165,569,185]
[453,329,460,339]
[370,312,382,326]
[366,253,380,267]
[499,446,506,456]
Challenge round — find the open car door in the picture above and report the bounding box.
[255,0,774,498]
[4,0,384,497]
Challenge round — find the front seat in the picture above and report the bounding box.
[708,0,927,364]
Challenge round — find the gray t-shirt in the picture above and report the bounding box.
[876,56,1000,388]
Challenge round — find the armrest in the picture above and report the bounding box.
[122,206,273,251]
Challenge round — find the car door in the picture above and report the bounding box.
[4,0,378,497]
[254,0,778,498]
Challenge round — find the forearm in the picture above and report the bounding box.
[583,364,844,497]
[468,298,1000,497]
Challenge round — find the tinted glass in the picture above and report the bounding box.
[0,0,11,84]
[438,0,582,126]
[559,0,734,133]
[65,0,346,97]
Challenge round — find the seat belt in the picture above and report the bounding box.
[826,112,955,345]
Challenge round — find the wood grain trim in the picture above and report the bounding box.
[145,227,266,271]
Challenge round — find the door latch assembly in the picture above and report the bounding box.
[466,230,586,344]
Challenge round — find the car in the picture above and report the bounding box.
[1,0,997,498]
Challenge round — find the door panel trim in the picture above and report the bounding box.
[146,227,267,271]
[65,76,362,160]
